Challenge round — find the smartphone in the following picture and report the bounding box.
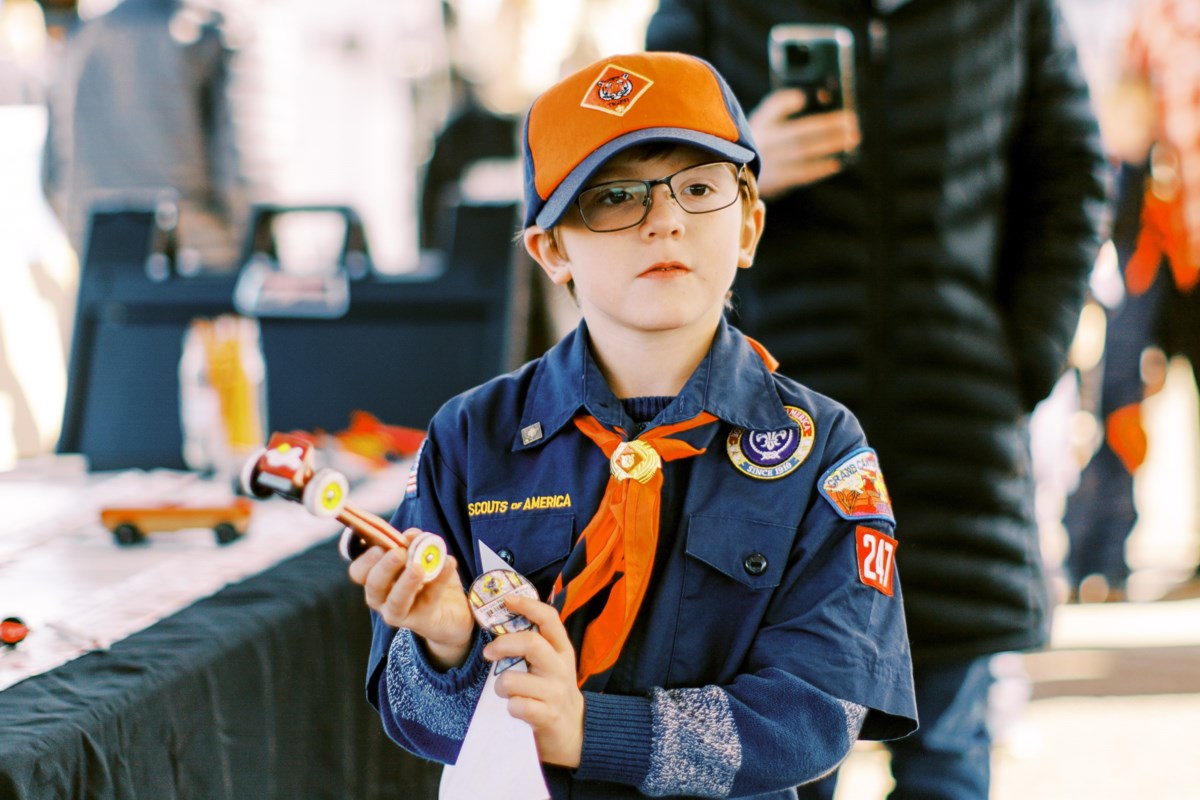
[768,24,856,117]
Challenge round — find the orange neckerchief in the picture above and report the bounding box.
[552,411,718,688]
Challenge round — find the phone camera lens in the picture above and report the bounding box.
[786,43,811,68]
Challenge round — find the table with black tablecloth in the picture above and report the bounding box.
[0,538,441,799]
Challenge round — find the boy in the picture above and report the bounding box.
[349,52,917,798]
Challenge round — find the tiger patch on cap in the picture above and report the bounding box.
[581,64,654,116]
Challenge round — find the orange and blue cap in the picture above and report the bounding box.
[522,51,760,229]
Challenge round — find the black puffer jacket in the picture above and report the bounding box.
[649,0,1106,663]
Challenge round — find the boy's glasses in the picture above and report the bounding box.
[574,161,745,232]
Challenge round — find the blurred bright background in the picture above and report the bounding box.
[1,0,1198,797]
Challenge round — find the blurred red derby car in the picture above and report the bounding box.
[240,432,349,518]
[240,431,447,581]
[100,498,253,546]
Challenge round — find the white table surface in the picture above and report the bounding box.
[0,455,408,692]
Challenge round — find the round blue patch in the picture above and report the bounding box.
[727,406,816,480]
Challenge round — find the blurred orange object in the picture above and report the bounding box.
[1106,402,1148,475]
[1,617,29,647]
[332,411,425,465]
[1126,188,1199,296]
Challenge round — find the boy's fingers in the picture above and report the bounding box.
[428,554,461,591]
[492,667,536,699]
[364,548,409,609]
[484,628,553,667]
[347,546,386,585]
[399,527,426,547]
[503,595,573,653]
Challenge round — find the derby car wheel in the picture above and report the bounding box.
[239,447,273,498]
[113,523,145,546]
[337,526,368,562]
[408,532,447,583]
[303,468,348,518]
[214,522,243,545]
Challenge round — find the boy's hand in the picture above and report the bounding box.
[485,593,584,769]
[348,530,475,670]
[748,88,860,200]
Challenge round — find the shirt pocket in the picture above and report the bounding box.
[669,515,795,685]
[471,512,575,589]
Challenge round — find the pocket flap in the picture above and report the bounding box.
[685,515,793,589]
[472,512,575,577]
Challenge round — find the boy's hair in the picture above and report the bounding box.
[522,51,760,230]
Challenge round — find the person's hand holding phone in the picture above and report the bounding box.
[748,88,860,200]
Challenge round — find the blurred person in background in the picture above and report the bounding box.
[647,1,1106,798]
[0,0,77,467]
[418,0,527,253]
[421,0,656,349]
[1063,0,1200,604]
[44,0,246,272]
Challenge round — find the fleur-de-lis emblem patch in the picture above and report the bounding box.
[727,406,816,480]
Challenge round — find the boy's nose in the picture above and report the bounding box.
[642,184,685,232]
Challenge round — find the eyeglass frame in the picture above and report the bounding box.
[572,161,748,233]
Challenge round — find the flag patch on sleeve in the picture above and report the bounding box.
[819,448,895,522]
[405,438,426,499]
[856,525,898,596]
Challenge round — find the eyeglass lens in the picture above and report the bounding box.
[576,162,742,232]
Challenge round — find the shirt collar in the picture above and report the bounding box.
[513,318,794,451]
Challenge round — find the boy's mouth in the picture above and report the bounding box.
[639,261,689,277]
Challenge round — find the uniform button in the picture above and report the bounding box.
[743,553,768,576]
[497,548,515,566]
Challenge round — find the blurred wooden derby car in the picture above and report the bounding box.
[100,498,253,546]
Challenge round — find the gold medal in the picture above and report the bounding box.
[609,440,661,483]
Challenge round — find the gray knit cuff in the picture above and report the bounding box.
[384,628,489,739]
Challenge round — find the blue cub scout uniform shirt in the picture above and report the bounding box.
[366,320,917,799]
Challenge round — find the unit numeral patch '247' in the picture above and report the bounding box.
[856,525,897,596]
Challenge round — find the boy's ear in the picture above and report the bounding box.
[737,199,767,270]
[524,226,574,286]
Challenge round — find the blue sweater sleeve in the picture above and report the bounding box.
[374,626,491,764]
[576,677,866,797]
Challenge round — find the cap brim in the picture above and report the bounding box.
[534,128,756,230]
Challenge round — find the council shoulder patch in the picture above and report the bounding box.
[581,63,654,116]
[819,448,895,522]
[726,405,816,480]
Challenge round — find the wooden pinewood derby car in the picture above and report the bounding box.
[100,498,253,546]
[240,432,446,580]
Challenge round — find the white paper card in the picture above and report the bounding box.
[439,541,549,799]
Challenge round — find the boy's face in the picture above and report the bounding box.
[524,146,765,341]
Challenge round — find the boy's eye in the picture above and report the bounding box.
[594,185,641,207]
[679,180,718,198]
